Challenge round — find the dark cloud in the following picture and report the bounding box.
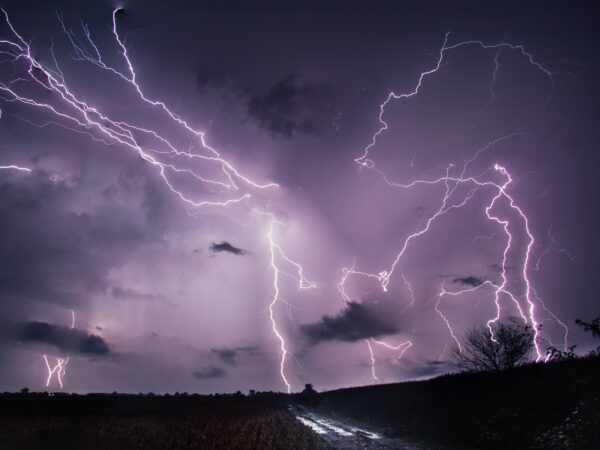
[453,276,484,288]
[192,366,226,379]
[197,71,232,90]
[301,301,400,344]
[196,69,241,93]
[211,346,259,365]
[209,241,248,256]
[247,74,333,137]
[0,171,164,311]
[18,321,110,355]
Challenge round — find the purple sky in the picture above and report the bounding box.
[0,1,599,394]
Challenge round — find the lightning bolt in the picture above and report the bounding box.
[338,264,412,381]
[0,164,31,172]
[42,309,75,388]
[0,9,315,390]
[345,32,568,369]
[42,355,69,389]
[0,8,276,210]
[256,209,316,392]
[355,32,556,171]
[1,11,572,390]
[534,225,576,271]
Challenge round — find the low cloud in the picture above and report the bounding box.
[453,276,484,287]
[111,287,167,302]
[300,301,400,344]
[192,366,226,379]
[211,346,259,365]
[18,321,110,355]
[209,241,248,256]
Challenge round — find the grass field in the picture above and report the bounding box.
[0,395,325,450]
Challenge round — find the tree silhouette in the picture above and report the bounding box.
[452,323,534,372]
[575,317,600,338]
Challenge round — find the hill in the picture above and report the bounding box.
[304,356,600,449]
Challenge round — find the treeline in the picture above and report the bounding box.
[5,389,289,399]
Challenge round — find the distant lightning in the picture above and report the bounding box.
[534,225,576,271]
[400,273,415,314]
[437,342,450,361]
[472,232,496,245]
[42,309,76,388]
[42,355,69,389]
[488,47,502,104]
[0,164,31,172]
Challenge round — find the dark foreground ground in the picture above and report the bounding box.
[1,357,598,450]
[305,356,600,449]
[0,395,324,450]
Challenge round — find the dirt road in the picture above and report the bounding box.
[291,405,426,449]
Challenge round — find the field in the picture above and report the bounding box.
[1,357,598,449]
[0,395,325,450]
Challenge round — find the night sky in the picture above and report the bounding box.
[0,0,599,394]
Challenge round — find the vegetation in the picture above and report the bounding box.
[547,317,600,360]
[0,395,326,450]
[308,356,599,449]
[451,322,534,372]
[304,317,600,449]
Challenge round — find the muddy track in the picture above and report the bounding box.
[290,404,428,449]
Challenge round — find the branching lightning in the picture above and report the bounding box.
[42,309,75,388]
[343,31,568,370]
[42,355,69,389]
[0,11,572,390]
[0,8,276,209]
[0,8,305,390]
[256,209,316,392]
[338,264,412,381]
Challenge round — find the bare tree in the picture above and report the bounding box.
[452,322,534,372]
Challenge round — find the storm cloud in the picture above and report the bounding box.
[211,346,259,365]
[301,301,400,344]
[18,321,110,355]
[209,241,248,256]
[453,276,485,288]
[247,75,332,137]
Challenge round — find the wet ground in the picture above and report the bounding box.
[291,405,426,449]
